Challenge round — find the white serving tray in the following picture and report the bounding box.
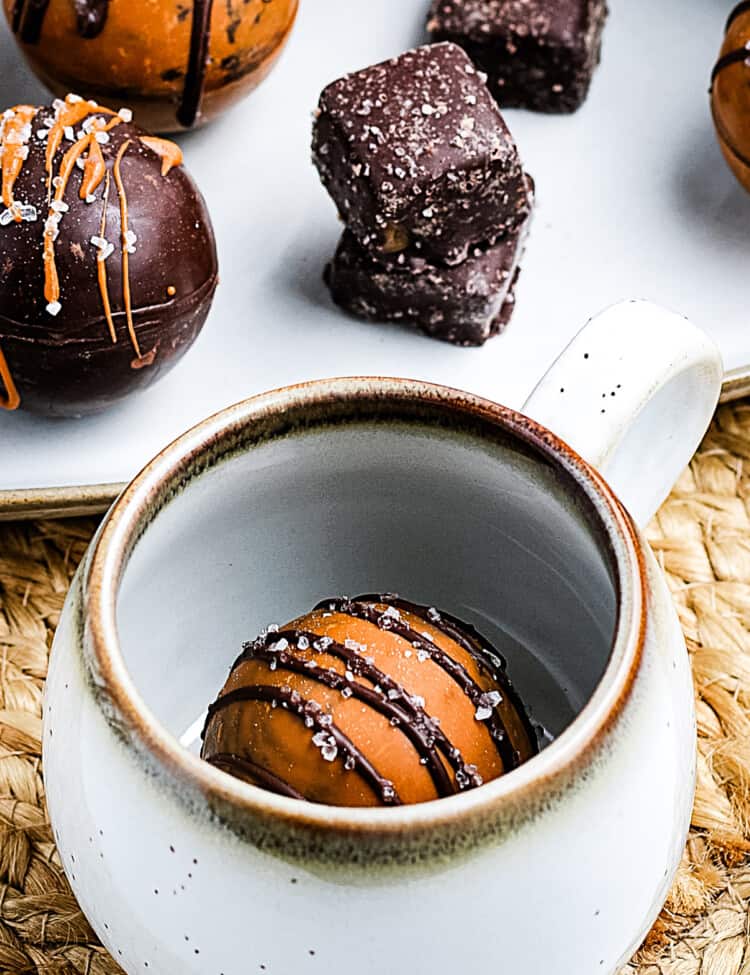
[1,0,748,518]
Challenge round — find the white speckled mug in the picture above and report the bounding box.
[45,300,722,975]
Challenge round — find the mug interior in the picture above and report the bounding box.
[116,396,620,762]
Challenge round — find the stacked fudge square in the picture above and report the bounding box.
[312,42,534,346]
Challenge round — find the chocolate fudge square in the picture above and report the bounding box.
[426,0,609,113]
[312,42,530,266]
[324,213,529,346]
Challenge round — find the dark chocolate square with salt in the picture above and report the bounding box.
[324,211,529,347]
[312,42,530,266]
[426,0,608,113]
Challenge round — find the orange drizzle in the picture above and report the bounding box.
[1,105,38,219]
[0,342,20,411]
[112,139,141,358]
[45,96,115,194]
[81,137,106,199]
[139,136,183,176]
[43,114,122,304]
[96,172,116,344]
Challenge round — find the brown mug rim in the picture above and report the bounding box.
[82,377,647,836]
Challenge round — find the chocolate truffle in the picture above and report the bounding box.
[324,208,529,346]
[426,0,609,114]
[0,95,218,418]
[312,42,531,266]
[711,3,750,194]
[202,595,538,807]
[4,0,299,132]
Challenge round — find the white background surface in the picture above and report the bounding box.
[0,0,748,491]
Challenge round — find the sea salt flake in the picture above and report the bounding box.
[304,660,318,670]
[95,130,110,144]
[344,639,362,652]
[46,300,62,316]
[50,200,69,213]
[85,194,96,204]
[118,108,133,122]
[313,636,333,651]
[345,670,354,682]
[411,695,426,708]
[341,687,353,699]
[382,783,396,801]
[19,204,37,222]
[417,649,430,663]
[427,607,441,622]
[297,635,310,650]
[0,209,14,226]
[344,755,356,771]
[421,103,435,115]
[387,689,400,701]
[64,126,75,141]
[67,93,83,103]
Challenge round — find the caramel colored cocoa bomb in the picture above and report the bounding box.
[711,3,750,194]
[5,0,299,132]
[202,595,538,807]
[0,96,217,417]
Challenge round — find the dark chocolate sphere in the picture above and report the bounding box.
[711,3,750,193]
[0,95,218,417]
[202,595,538,807]
[4,0,299,133]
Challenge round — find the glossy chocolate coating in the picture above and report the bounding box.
[325,207,530,346]
[202,595,538,807]
[0,97,217,417]
[427,0,609,114]
[4,0,299,132]
[711,3,750,194]
[312,43,530,266]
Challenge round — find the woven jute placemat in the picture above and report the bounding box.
[3,403,750,974]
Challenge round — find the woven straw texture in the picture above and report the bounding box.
[2,401,750,974]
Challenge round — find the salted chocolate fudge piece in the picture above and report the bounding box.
[312,42,530,265]
[324,212,529,347]
[426,0,609,113]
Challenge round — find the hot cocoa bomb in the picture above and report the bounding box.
[202,595,538,807]
[711,2,750,194]
[4,0,299,132]
[0,95,218,417]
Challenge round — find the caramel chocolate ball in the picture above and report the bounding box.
[0,95,217,417]
[4,0,299,133]
[202,595,538,807]
[711,3,750,193]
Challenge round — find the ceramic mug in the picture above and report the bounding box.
[44,300,723,975]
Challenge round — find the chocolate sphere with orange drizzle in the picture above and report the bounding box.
[711,2,750,194]
[201,595,538,807]
[0,95,217,417]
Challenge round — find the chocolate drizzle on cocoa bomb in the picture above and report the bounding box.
[0,95,218,417]
[201,595,538,807]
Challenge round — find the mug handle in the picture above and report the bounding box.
[521,300,724,528]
